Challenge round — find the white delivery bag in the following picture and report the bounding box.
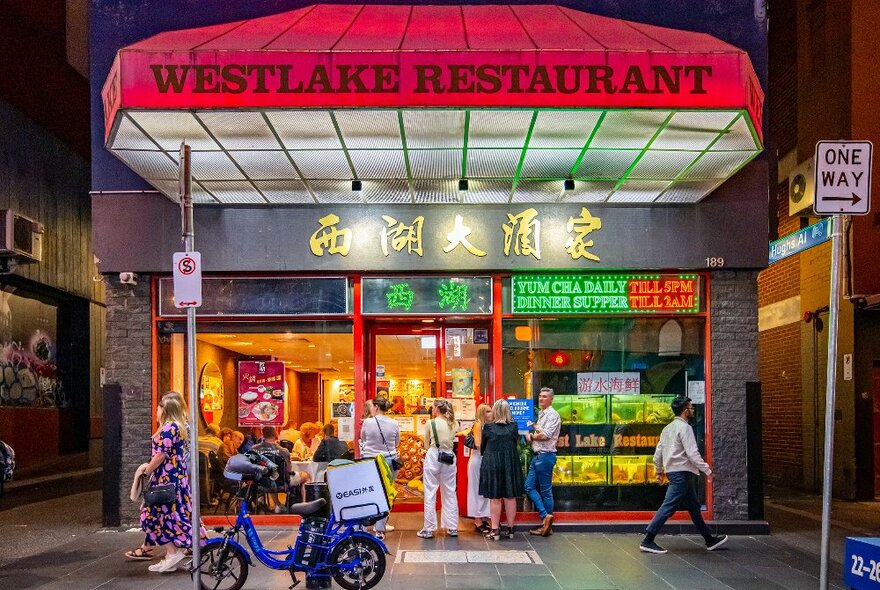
[325,459,391,522]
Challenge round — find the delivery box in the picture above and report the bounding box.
[325,458,392,522]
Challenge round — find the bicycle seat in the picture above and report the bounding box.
[287,498,326,516]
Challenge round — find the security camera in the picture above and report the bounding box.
[119,272,138,285]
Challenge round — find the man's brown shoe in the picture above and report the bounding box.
[541,514,553,537]
[529,525,544,536]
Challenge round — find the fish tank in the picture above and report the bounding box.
[571,456,609,485]
[552,395,574,422]
[610,396,645,424]
[553,456,574,485]
[611,456,648,485]
[570,395,607,424]
[644,395,677,424]
[647,461,659,484]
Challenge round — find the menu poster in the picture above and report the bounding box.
[238,361,285,427]
[452,398,476,421]
[414,414,431,437]
[452,368,474,398]
[392,415,415,433]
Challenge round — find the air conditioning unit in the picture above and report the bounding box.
[789,158,815,216]
[0,210,43,262]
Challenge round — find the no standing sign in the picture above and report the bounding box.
[813,141,873,215]
[172,251,202,308]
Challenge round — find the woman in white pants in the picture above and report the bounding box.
[417,399,459,538]
[467,404,492,533]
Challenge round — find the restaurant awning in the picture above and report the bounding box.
[101,4,764,205]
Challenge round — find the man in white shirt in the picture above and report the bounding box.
[640,397,727,554]
[525,387,561,537]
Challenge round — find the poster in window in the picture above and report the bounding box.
[451,368,474,398]
[238,360,285,427]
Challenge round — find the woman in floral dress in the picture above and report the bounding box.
[140,391,205,573]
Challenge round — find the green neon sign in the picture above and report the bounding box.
[511,274,700,314]
[362,277,492,315]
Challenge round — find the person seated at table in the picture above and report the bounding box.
[238,426,261,453]
[313,423,353,462]
[217,427,236,463]
[251,426,311,513]
[292,422,323,461]
[279,422,301,445]
[198,424,223,455]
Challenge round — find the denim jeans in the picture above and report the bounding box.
[646,471,712,537]
[525,452,556,519]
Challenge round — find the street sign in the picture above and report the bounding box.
[172,251,202,308]
[814,141,873,215]
[844,537,880,589]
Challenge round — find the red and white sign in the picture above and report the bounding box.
[172,251,202,308]
[238,361,286,427]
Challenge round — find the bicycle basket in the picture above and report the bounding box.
[293,516,331,569]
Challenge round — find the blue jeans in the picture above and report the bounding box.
[525,452,556,519]
[646,471,712,537]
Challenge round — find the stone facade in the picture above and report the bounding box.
[105,277,153,525]
[710,270,759,520]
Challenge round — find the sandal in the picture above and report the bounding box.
[485,528,500,541]
[124,546,155,561]
[502,525,515,539]
[473,522,490,533]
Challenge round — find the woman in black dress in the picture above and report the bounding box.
[479,399,524,540]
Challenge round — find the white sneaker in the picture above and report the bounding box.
[384,524,395,532]
[148,552,185,573]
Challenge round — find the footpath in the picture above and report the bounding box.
[0,488,850,590]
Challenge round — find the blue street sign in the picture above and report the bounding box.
[844,537,880,589]
[768,218,832,264]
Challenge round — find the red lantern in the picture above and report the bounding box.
[549,351,570,367]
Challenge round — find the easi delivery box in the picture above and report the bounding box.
[325,458,392,522]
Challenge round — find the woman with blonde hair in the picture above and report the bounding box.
[133,391,205,572]
[467,403,492,532]
[479,399,524,540]
[417,399,459,538]
[292,422,323,460]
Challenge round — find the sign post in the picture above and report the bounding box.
[176,143,202,588]
[814,140,873,590]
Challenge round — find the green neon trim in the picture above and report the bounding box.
[570,111,608,177]
[653,111,751,201]
[611,111,676,193]
[510,110,539,198]
[462,110,470,179]
[328,111,358,181]
[397,110,415,202]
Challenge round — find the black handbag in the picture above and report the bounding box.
[464,428,477,450]
[375,417,404,471]
[143,483,177,506]
[431,420,456,465]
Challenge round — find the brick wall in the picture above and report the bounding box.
[104,278,153,525]
[710,270,759,520]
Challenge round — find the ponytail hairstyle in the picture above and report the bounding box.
[433,399,455,428]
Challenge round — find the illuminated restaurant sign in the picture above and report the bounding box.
[362,276,492,315]
[511,274,701,314]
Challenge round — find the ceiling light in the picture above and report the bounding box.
[351,180,362,191]
[564,178,575,191]
[458,179,469,191]
[237,341,254,346]
[325,353,332,356]
[308,344,316,348]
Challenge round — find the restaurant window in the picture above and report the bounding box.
[157,321,354,515]
[0,288,65,408]
[502,317,707,512]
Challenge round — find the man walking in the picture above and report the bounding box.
[525,387,561,536]
[640,397,727,554]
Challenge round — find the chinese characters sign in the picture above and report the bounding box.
[308,208,601,262]
[512,275,701,314]
[577,372,641,395]
[238,361,285,427]
[362,277,492,315]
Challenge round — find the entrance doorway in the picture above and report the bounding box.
[367,323,491,507]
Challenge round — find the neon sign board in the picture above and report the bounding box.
[511,275,701,314]
[362,276,492,315]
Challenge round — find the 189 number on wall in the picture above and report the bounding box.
[705,257,726,268]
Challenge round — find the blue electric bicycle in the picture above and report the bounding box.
[196,453,389,590]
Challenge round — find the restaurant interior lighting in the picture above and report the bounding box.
[458,179,469,191]
[351,180,362,191]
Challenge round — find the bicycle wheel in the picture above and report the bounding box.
[329,536,386,590]
[197,543,249,590]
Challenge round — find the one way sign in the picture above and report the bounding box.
[814,141,873,215]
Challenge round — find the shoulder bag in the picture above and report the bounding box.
[431,419,456,465]
[464,424,477,450]
[143,482,177,506]
[375,417,404,471]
